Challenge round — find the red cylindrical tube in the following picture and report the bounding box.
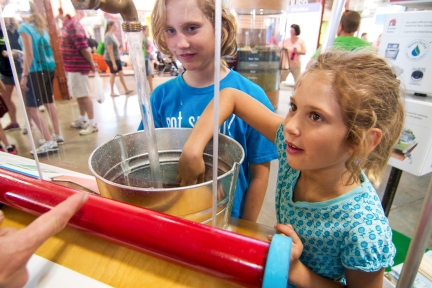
[0,168,269,287]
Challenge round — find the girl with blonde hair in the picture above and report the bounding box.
[138,0,278,222]
[18,1,64,155]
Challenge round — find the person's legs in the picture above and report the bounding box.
[145,59,154,93]
[2,84,18,125]
[109,73,117,96]
[26,107,53,141]
[44,103,60,136]
[67,72,90,128]
[78,96,98,135]
[0,124,10,147]
[105,60,119,96]
[41,71,62,137]
[117,70,133,94]
[290,66,302,84]
[115,59,132,94]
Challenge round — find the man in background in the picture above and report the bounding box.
[312,10,372,59]
[60,14,98,135]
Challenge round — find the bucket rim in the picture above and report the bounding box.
[88,128,245,192]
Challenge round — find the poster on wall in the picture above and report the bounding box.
[379,11,432,96]
[388,96,432,176]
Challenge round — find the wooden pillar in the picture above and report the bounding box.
[34,0,70,100]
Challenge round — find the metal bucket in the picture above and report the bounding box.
[88,128,244,228]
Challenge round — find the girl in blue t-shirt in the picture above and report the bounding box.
[139,0,278,221]
[178,50,404,288]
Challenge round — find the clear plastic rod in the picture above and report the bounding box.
[212,0,222,227]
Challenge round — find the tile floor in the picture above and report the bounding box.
[2,74,432,249]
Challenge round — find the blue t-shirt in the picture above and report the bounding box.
[18,22,55,73]
[138,70,278,218]
[274,124,395,286]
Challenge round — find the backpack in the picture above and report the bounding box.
[37,32,55,72]
[96,41,105,55]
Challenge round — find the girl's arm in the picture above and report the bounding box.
[274,224,384,288]
[241,162,270,222]
[177,88,283,186]
[19,32,33,92]
[20,33,33,76]
[345,268,384,288]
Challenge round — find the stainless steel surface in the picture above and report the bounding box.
[396,175,432,288]
[89,128,244,228]
[70,0,141,32]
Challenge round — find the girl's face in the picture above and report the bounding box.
[164,0,215,72]
[283,72,352,174]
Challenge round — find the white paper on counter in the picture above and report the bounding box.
[23,254,113,288]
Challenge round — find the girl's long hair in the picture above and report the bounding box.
[27,1,47,34]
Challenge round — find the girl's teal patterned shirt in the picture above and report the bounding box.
[274,124,395,286]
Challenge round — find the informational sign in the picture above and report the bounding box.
[388,96,432,176]
[379,11,432,96]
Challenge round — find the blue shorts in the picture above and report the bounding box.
[145,59,153,76]
[105,59,123,74]
[0,73,20,85]
[24,71,54,108]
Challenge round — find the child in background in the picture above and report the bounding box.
[138,0,278,221]
[177,50,404,287]
[0,80,17,154]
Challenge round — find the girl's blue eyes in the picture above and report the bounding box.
[289,102,323,122]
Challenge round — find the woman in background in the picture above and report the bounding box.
[18,1,64,155]
[0,17,22,131]
[279,24,306,85]
[103,20,133,97]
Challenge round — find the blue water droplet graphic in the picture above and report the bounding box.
[411,46,421,57]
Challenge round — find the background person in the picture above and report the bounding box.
[312,10,372,58]
[0,79,17,154]
[103,20,133,97]
[0,17,22,131]
[18,1,64,155]
[142,25,154,93]
[279,24,306,84]
[60,14,98,136]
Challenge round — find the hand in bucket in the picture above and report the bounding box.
[176,149,205,186]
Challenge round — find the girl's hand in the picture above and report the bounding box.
[113,63,118,71]
[270,224,303,270]
[20,76,29,92]
[176,149,205,186]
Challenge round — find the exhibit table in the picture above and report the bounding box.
[0,154,276,287]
